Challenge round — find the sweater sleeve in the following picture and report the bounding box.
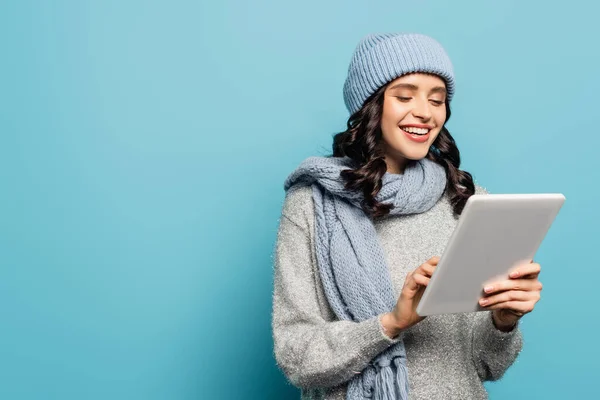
[469,183,523,381]
[271,188,400,390]
[470,311,523,381]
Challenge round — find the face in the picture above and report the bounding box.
[380,73,448,174]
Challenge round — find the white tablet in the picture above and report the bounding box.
[415,193,566,317]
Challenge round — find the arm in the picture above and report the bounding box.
[470,311,523,381]
[272,196,399,389]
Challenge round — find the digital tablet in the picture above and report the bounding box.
[415,193,566,317]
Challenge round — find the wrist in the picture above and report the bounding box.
[491,310,518,332]
[380,312,404,339]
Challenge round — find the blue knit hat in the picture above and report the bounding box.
[343,33,455,115]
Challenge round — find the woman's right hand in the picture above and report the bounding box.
[381,256,439,338]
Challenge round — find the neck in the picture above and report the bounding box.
[384,155,409,175]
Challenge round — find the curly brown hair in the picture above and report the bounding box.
[331,83,475,219]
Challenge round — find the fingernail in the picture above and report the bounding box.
[484,286,493,293]
[479,298,488,306]
[510,271,519,278]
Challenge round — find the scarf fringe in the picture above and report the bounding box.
[370,355,409,400]
[394,359,409,399]
[373,364,396,400]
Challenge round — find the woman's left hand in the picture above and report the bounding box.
[478,261,543,331]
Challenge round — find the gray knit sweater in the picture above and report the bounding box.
[272,183,523,399]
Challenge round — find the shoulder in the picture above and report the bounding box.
[473,182,491,195]
[281,185,315,229]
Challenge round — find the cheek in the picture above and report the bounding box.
[380,117,401,143]
[434,107,447,125]
[381,102,408,133]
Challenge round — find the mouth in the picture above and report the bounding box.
[399,125,432,143]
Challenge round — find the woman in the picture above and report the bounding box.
[272,33,542,400]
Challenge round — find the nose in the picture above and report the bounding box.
[411,98,432,120]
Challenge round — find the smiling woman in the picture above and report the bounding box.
[272,33,537,400]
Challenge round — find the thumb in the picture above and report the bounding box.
[403,273,421,295]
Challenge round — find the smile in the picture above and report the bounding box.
[399,126,430,135]
[399,126,430,143]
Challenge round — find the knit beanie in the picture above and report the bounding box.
[343,33,455,115]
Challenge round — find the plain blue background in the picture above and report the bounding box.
[1,1,598,399]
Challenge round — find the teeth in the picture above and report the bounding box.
[401,126,429,135]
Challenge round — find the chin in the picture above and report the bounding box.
[399,148,430,161]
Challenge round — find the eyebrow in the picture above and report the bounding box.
[388,83,447,95]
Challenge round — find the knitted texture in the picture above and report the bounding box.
[284,156,447,400]
[343,33,455,115]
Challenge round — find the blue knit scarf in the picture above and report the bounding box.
[284,156,447,400]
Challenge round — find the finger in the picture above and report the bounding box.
[521,271,542,280]
[483,279,543,295]
[402,272,427,297]
[509,262,541,279]
[480,289,540,308]
[402,272,418,292]
[418,262,437,277]
[412,273,430,287]
[428,256,441,265]
[483,300,537,314]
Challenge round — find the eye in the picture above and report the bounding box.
[396,97,412,102]
[429,99,444,106]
